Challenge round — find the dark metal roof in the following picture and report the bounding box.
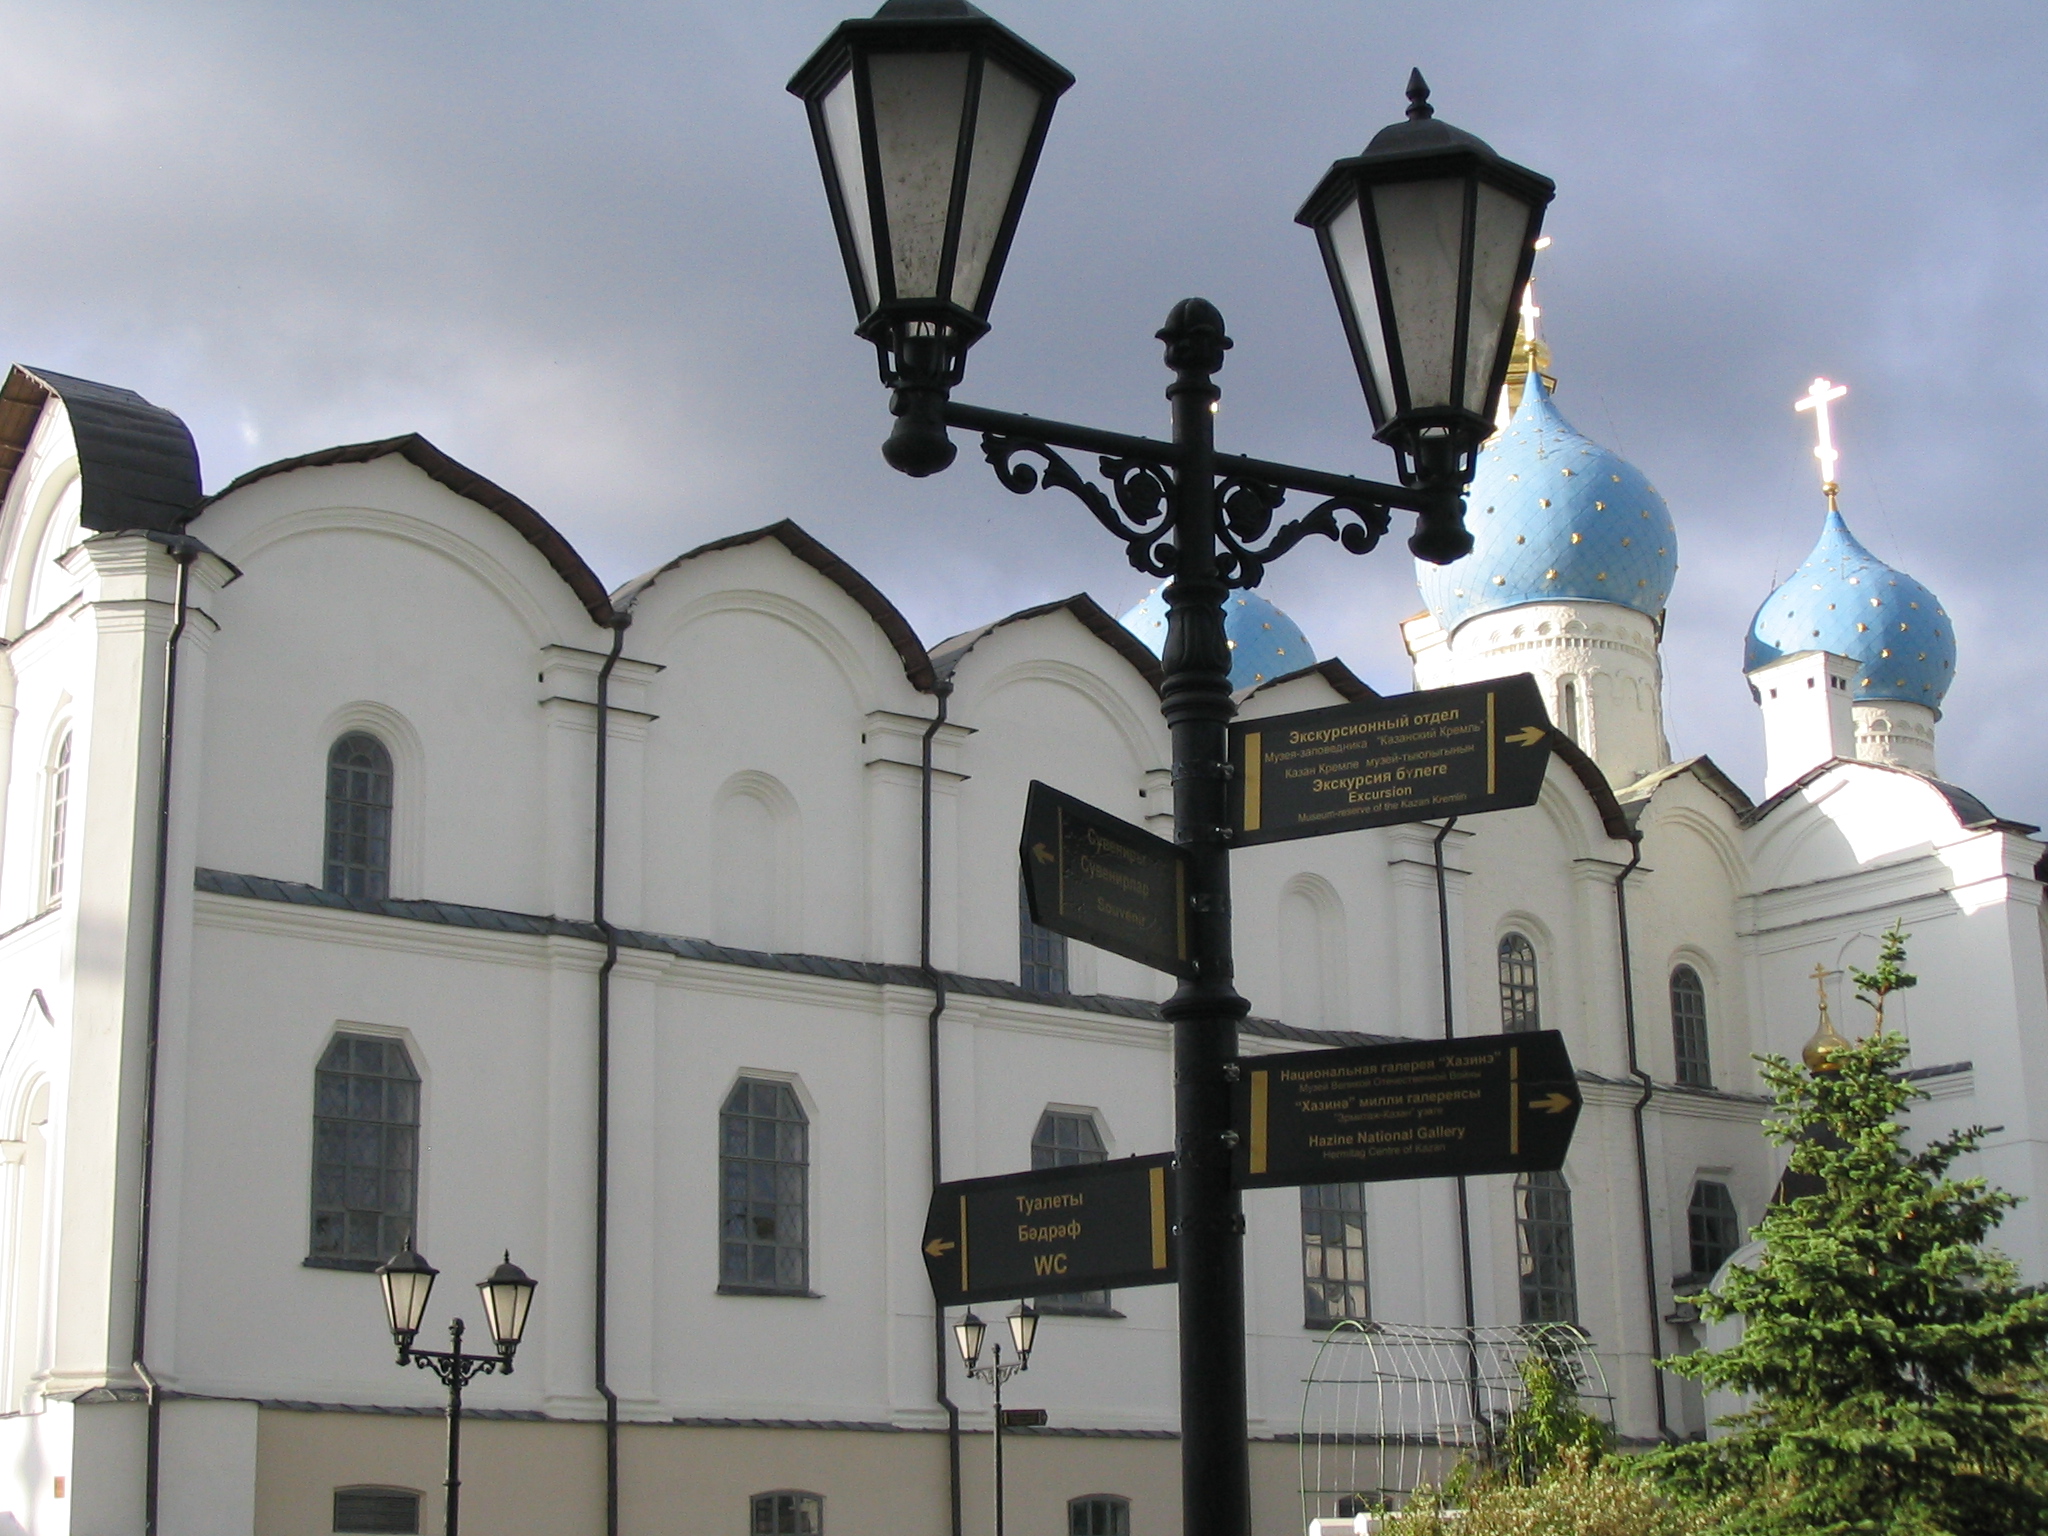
[205,434,618,626]
[930,593,1164,692]
[1742,758,2037,835]
[613,519,937,693]
[1238,658,1378,704]
[1616,755,1755,825]
[0,366,202,532]
[192,867,1387,1048]
[1544,731,1634,843]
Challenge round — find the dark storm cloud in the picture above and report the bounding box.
[3,1,2043,817]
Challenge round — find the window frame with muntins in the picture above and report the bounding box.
[751,1490,823,1536]
[42,731,71,910]
[1300,1182,1370,1327]
[1670,964,1711,1088]
[325,732,394,899]
[1515,1169,1578,1325]
[1019,877,1069,994]
[1032,1109,1114,1315]
[1069,1495,1131,1536]
[307,1033,420,1271]
[720,1078,812,1296]
[1498,932,1541,1034]
[332,1486,422,1534]
[1687,1179,1741,1281]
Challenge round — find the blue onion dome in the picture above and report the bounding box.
[1744,508,1955,713]
[1120,587,1315,691]
[1415,370,1679,634]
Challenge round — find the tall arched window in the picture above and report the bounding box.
[721,1079,810,1294]
[1515,1170,1577,1324]
[1688,1180,1740,1280]
[1670,965,1711,1087]
[325,733,394,899]
[1019,878,1069,994]
[1498,933,1540,1033]
[1301,1183,1369,1326]
[42,733,71,908]
[1558,677,1581,742]
[1033,1110,1109,1312]
[309,1033,420,1267]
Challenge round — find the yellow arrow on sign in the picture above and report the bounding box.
[1031,842,1055,865]
[1528,1092,1575,1115]
[1505,726,1546,748]
[924,1237,957,1258]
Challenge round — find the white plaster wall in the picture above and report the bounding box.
[1,415,2042,1526]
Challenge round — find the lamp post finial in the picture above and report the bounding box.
[1405,69,1433,120]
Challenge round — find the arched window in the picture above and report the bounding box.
[1515,1170,1577,1324]
[5,1082,51,1412]
[325,733,394,899]
[1670,965,1710,1087]
[42,733,71,908]
[1301,1182,1369,1326]
[1558,677,1581,742]
[752,1492,823,1536]
[1498,933,1540,1034]
[334,1486,421,1534]
[1688,1180,1741,1280]
[721,1079,810,1294]
[309,1034,420,1268]
[1019,878,1069,994]
[1033,1110,1108,1313]
[1069,1496,1130,1536]
[1280,877,1347,1031]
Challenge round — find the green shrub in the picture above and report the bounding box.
[1385,1450,1715,1536]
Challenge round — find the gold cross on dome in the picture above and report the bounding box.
[1518,235,1553,341]
[1795,376,1849,510]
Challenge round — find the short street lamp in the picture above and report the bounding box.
[794,9,1553,1536]
[376,1243,537,1536]
[955,1306,1039,1536]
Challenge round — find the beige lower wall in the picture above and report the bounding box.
[253,1411,1323,1536]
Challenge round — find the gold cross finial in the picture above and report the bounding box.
[1803,962,1849,1070]
[1518,235,1553,346]
[1795,376,1849,511]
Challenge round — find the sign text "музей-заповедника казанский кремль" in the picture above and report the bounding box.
[1229,674,1553,846]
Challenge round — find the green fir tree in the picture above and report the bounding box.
[1650,924,2048,1534]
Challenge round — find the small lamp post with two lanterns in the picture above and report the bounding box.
[955,1304,1039,1536]
[789,6,1556,1535]
[375,1242,537,1536]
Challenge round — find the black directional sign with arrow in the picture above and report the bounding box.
[922,1154,1179,1306]
[1020,782,1194,978]
[1232,1031,1581,1189]
[1228,673,1554,845]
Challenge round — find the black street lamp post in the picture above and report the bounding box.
[792,8,1552,1535]
[376,1244,537,1536]
[955,1306,1039,1536]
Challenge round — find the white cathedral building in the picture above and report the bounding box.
[0,313,2042,1536]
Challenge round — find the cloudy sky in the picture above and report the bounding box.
[7,1,2045,820]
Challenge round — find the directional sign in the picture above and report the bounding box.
[1229,674,1554,845]
[1232,1031,1581,1189]
[1021,782,1193,979]
[922,1153,1178,1306]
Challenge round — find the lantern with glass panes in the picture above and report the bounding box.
[375,1243,536,1536]
[792,10,1554,1535]
[954,1306,1040,1536]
